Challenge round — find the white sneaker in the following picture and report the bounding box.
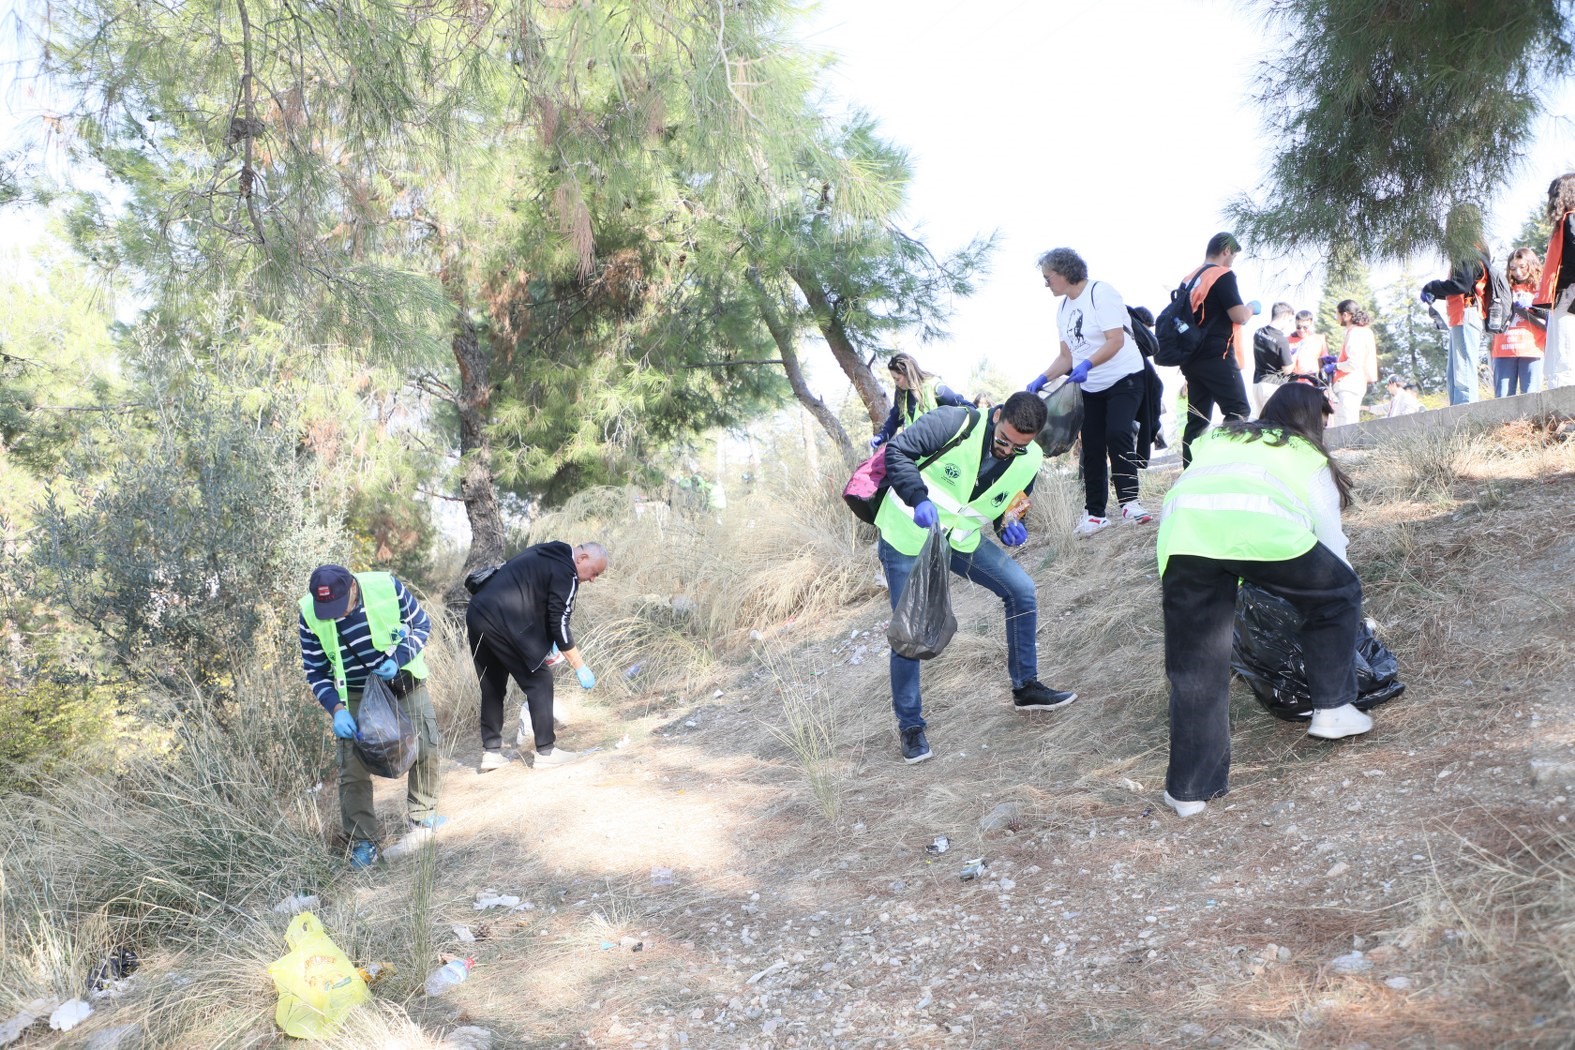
[478,750,510,772]
[1163,791,1207,818]
[1308,704,1373,740]
[1121,501,1153,524]
[533,746,583,767]
[1073,515,1111,537]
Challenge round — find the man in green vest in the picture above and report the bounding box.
[298,564,443,868]
[876,392,1081,764]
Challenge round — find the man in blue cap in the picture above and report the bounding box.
[298,564,442,868]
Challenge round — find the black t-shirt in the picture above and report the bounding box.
[1252,325,1293,381]
[1198,269,1243,356]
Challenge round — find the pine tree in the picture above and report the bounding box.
[1229,0,1575,262]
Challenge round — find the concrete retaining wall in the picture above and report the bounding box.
[1326,385,1575,450]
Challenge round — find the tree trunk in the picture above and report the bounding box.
[787,264,891,425]
[748,267,858,467]
[450,313,508,604]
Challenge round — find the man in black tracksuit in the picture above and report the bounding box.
[466,540,609,770]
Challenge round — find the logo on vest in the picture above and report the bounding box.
[991,492,1007,506]
[943,463,962,480]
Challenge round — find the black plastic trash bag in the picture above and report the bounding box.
[1231,583,1406,721]
[1035,379,1084,457]
[353,676,419,778]
[888,525,957,660]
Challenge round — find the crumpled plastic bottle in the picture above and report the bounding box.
[424,957,474,997]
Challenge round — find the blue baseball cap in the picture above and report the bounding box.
[308,564,354,619]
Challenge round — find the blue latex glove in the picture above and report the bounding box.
[332,708,357,739]
[1420,290,1435,304]
[1001,521,1028,547]
[912,500,939,529]
[576,665,596,689]
[1247,299,1262,316]
[1026,374,1048,395]
[373,657,399,680]
[869,435,885,449]
[1067,360,1092,384]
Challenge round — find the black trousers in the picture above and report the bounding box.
[467,625,556,752]
[1162,545,1362,802]
[1179,353,1251,467]
[1079,371,1145,517]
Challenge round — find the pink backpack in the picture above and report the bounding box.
[842,448,888,524]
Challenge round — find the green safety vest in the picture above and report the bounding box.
[298,571,429,704]
[902,377,941,427]
[1156,431,1329,576]
[875,411,1043,556]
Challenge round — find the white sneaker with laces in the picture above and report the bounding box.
[478,750,510,772]
[1121,501,1154,524]
[1073,514,1111,538]
[1163,791,1206,818]
[534,746,583,767]
[1308,703,1373,740]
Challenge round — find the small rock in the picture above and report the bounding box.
[82,1026,143,1050]
[1384,975,1413,991]
[1329,951,1371,975]
[1179,1022,1209,1039]
[1326,862,1350,878]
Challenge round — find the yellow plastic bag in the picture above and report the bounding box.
[267,911,369,1039]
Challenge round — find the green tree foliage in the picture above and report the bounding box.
[1231,0,1575,261]
[1374,266,1447,389]
[1316,251,1378,343]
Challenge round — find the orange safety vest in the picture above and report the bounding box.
[1492,281,1546,359]
[1535,212,1571,307]
[1183,265,1246,366]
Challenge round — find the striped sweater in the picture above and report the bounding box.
[298,575,431,712]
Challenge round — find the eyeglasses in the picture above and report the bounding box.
[992,429,1033,456]
[1295,322,1315,330]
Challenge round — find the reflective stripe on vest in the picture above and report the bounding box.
[298,571,429,704]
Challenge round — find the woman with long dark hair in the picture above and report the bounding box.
[1331,300,1378,425]
[1155,381,1372,818]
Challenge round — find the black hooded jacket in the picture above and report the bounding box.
[466,541,579,670]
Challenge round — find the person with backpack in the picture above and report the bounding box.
[1026,247,1154,536]
[1534,172,1575,390]
[1156,382,1372,818]
[875,392,1080,764]
[467,541,609,773]
[298,564,441,869]
[1250,302,1297,414]
[869,352,971,449]
[1493,247,1547,396]
[1173,233,1259,468]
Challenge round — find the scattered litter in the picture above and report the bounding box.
[925,836,951,855]
[650,866,675,887]
[615,734,630,749]
[269,912,368,1038]
[713,689,724,698]
[473,892,522,910]
[453,925,476,942]
[273,893,319,915]
[0,998,54,1046]
[1141,807,1154,818]
[1119,777,1143,793]
[87,948,140,991]
[356,962,393,986]
[749,630,762,641]
[624,663,644,679]
[306,782,323,795]
[600,941,615,951]
[511,901,535,912]
[49,999,92,1033]
[746,960,787,985]
[1384,975,1413,991]
[81,1023,142,1050]
[979,801,1021,832]
[442,1026,494,1050]
[683,720,698,728]
[631,942,644,952]
[424,957,473,997]
[959,858,988,881]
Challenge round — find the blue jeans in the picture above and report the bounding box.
[1446,314,1484,405]
[1493,356,1543,397]
[878,536,1038,729]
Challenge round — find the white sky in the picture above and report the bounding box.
[797,0,1575,390]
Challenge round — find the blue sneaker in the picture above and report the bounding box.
[349,840,379,869]
[900,726,932,765]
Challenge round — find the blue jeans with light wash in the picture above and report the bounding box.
[1493,356,1543,397]
[1446,313,1484,404]
[878,535,1038,730]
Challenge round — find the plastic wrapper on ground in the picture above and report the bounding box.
[1231,582,1406,721]
[353,676,418,778]
[888,525,957,660]
[267,911,368,1039]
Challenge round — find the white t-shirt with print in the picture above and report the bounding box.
[1056,280,1146,393]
